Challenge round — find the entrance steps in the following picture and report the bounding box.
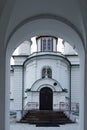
[20,110,75,125]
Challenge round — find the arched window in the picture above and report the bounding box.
[42,67,52,78]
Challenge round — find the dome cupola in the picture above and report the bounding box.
[36,36,58,52]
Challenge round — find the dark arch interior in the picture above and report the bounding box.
[40,87,53,110]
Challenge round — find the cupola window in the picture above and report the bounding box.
[41,38,53,52]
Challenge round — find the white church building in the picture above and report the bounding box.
[1,1,87,129]
[10,36,80,117]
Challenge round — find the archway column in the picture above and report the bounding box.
[0,50,9,130]
[0,1,15,129]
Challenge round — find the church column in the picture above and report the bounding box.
[27,40,32,55]
[36,37,41,52]
[53,37,58,52]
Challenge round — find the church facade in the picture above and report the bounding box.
[10,36,80,116]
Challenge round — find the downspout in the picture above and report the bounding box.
[69,65,71,111]
[22,64,24,117]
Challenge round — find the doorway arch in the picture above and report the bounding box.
[40,87,53,110]
[6,16,85,130]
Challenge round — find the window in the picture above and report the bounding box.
[48,39,52,50]
[41,38,53,52]
[43,39,46,51]
[42,67,52,78]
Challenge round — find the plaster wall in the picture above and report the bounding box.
[11,67,23,110]
[71,66,80,103]
[24,54,70,91]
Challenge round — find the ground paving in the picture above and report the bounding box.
[10,122,79,130]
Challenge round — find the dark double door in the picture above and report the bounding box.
[40,87,53,110]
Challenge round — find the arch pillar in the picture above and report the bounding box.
[0,1,16,129]
[0,50,9,130]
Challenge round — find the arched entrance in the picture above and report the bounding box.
[6,9,85,130]
[40,87,53,110]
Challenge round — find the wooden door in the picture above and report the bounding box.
[40,87,53,110]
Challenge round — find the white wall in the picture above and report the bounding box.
[13,56,28,65]
[71,66,80,103]
[17,40,32,55]
[10,71,14,110]
[67,55,79,65]
[10,67,23,110]
[10,53,80,112]
[24,53,70,94]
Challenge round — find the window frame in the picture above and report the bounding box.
[41,37,53,52]
[42,67,52,78]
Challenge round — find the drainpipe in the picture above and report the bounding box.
[69,65,71,112]
[22,64,24,117]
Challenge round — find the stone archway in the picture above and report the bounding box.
[6,11,85,130]
[40,87,53,110]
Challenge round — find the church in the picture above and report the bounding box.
[0,1,87,129]
[10,36,80,122]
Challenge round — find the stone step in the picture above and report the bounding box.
[20,110,74,124]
